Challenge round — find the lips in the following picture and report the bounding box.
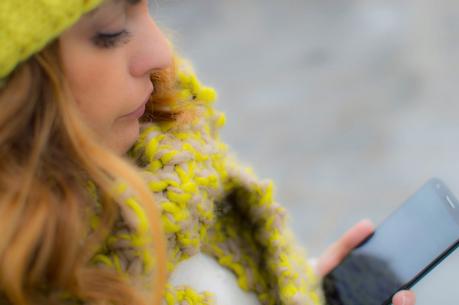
[122,89,153,119]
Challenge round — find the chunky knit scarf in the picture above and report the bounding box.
[90,58,323,305]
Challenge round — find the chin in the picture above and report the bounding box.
[111,120,141,155]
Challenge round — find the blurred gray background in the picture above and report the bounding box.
[151,0,459,304]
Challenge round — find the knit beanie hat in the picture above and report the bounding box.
[0,0,103,84]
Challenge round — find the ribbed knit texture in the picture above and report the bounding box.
[0,0,102,79]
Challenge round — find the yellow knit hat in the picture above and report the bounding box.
[0,0,103,80]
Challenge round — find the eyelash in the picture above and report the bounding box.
[92,30,132,48]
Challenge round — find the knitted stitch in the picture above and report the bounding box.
[0,0,102,79]
[87,180,157,284]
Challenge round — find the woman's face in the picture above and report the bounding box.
[58,0,172,154]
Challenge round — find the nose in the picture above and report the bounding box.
[129,15,173,77]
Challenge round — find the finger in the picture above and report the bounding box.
[317,219,374,276]
[392,290,416,305]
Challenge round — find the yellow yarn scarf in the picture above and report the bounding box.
[115,58,323,305]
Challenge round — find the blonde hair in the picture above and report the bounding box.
[0,40,173,305]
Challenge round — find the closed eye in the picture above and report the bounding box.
[92,30,131,48]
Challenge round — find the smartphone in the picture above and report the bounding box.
[322,178,459,305]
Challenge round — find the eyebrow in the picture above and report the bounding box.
[86,0,141,18]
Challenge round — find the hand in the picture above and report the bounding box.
[316,219,417,305]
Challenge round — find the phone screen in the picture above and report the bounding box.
[322,178,459,305]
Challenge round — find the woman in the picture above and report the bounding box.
[0,0,416,304]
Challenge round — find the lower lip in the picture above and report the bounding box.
[123,101,147,120]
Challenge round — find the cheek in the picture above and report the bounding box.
[60,46,129,137]
[61,51,141,154]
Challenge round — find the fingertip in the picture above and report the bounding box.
[405,290,416,305]
[393,290,416,305]
[392,291,405,305]
[360,217,373,224]
[359,218,375,230]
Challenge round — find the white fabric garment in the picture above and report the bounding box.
[169,253,320,305]
[169,252,262,305]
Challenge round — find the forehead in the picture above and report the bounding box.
[72,0,142,31]
[85,0,123,18]
[85,0,141,19]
